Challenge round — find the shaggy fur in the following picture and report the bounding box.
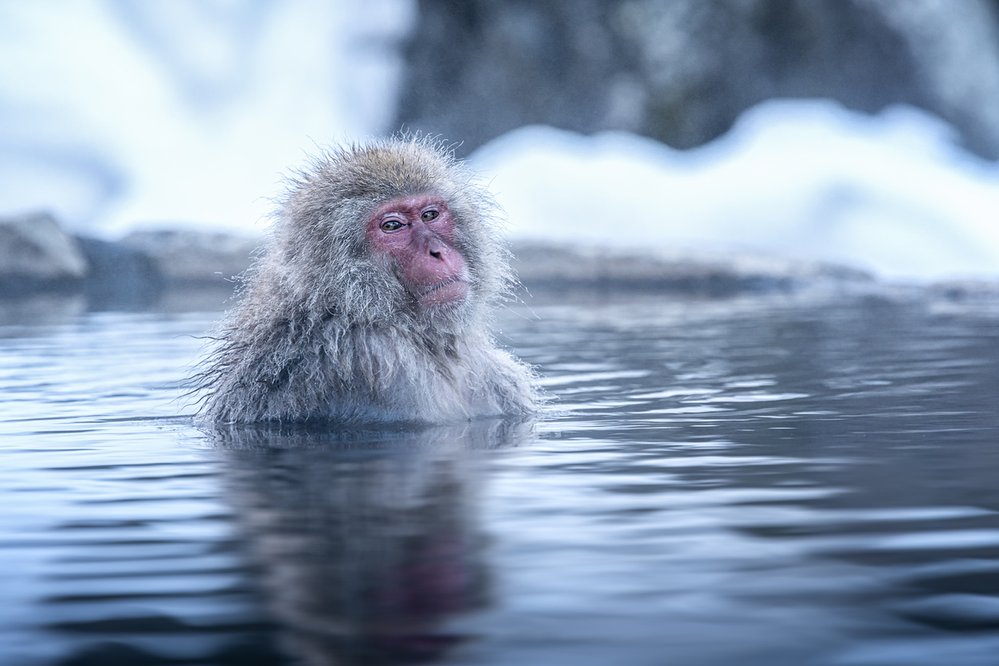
[194,137,537,425]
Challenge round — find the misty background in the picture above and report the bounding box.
[3,0,999,288]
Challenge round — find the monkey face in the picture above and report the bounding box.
[367,193,471,309]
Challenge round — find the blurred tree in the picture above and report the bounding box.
[396,0,999,158]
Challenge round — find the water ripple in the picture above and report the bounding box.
[2,297,999,665]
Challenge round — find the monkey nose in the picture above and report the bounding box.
[423,235,448,261]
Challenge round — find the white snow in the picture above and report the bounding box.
[0,0,415,237]
[1,3,998,282]
[473,101,999,282]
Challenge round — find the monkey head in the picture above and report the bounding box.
[273,139,511,331]
[196,138,537,425]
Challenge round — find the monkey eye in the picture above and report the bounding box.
[380,218,405,232]
[421,209,439,222]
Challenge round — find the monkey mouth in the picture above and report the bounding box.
[417,277,469,306]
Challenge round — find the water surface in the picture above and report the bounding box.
[2,291,998,665]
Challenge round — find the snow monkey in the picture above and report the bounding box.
[195,137,537,425]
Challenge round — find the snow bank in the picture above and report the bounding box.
[472,101,999,282]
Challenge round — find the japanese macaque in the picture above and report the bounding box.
[195,137,537,425]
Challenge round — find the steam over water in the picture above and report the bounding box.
[2,292,999,665]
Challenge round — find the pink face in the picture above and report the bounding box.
[366,193,470,308]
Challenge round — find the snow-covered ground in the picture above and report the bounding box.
[2,2,998,283]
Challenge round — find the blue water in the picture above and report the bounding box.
[2,291,999,665]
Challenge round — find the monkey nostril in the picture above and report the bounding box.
[429,249,443,260]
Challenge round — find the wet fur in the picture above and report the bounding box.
[193,137,537,424]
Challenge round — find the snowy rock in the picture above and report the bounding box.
[0,212,88,295]
[511,242,873,295]
[0,218,260,306]
[120,230,259,286]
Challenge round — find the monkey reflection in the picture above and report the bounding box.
[214,419,531,665]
